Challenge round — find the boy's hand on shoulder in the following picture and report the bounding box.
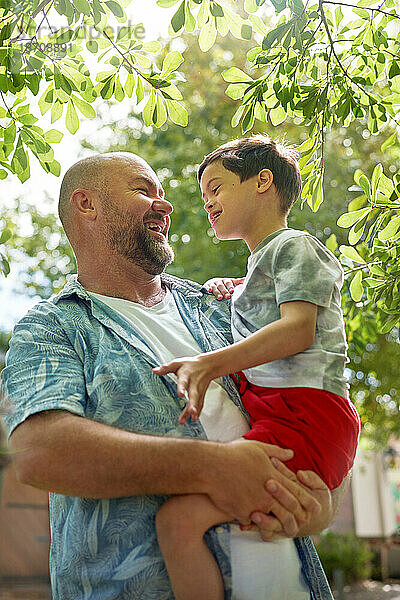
[205,277,245,300]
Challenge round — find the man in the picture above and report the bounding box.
[2,152,343,599]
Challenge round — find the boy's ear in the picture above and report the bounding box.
[257,169,274,193]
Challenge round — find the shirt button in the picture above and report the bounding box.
[215,527,224,534]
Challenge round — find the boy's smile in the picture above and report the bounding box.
[200,162,259,244]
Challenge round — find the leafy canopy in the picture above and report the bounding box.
[0,0,399,333]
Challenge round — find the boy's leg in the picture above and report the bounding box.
[156,493,231,600]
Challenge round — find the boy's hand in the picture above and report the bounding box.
[153,355,217,424]
[205,277,245,300]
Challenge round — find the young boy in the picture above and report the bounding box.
[153,135,360,600]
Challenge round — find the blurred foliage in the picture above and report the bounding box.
[314,531,374,585]
[1,33,399,446]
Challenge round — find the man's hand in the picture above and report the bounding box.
[248,458,333,540]
[205,277,245,300]
[153,355,217,424]
[207,440,321,527]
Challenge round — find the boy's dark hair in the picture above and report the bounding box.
[198,135,302,214]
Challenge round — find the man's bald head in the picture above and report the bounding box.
[58,152,147,240]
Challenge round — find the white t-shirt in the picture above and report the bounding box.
[90,289,309,600]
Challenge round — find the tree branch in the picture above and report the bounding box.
[322,0,400,19]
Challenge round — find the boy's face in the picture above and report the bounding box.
[200,161,259,243]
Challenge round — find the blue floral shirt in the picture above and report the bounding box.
[1,274,333,600]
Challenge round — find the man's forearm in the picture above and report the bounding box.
[10,410,219,498]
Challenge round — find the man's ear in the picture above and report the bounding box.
[71,189,99,221]
[257,169,274,193]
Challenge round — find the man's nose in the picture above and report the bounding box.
[152,198,173,215]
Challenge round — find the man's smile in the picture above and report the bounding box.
[144,218,168,237]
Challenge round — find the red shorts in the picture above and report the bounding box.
[235,377,360,490]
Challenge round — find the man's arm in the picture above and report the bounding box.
[10,409,321,527]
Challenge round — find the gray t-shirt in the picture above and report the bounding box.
[231,228,349,398]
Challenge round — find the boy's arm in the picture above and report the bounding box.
[154,300,317,422]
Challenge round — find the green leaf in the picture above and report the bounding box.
[231,104,246,128]
[0,251,10,276]
[136,77,144,103]
[222,67,253,83]
[381,131,397,152]
[125,73,135,98]
[349,270,363,302]
[43,129,63,143]
[157,0,180,6]
[72,95,96,118]
[339,245,366,263]
[337,207,371,228]
[378,215,400,241]
[105,0,125,18]
[225,83,249,100]
[185,4,196,32]
[358,174,371,197]
[51,100,63,124]
[325,233,338,253]
[171,0,185,32]
[142,92,156,126]
[65,100,79,134]
[86,40,99,53]
[73,0,91,15]
[165,99,188,126]
[348,218,366,245]
[199,19,217,52]
[154,94,167,127]
[161,51,184,77]
[269,106,286,126]
[210,2,224,17]
[0,169,8,180]
[0,229,11,244]
[297,138,316,154]
[371,163,383,200]
[142,41,162,53]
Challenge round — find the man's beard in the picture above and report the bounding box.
[102,205,174,275]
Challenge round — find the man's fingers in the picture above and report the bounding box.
[270,465,322,517]
[262,444,294,462]
[250,512,284,541]
[297,469,328,491]
[270,457,297,479]
[265,480,308,531]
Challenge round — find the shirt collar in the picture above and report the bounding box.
[52,272,204,305]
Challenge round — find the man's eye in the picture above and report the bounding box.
[212,186,220,194]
